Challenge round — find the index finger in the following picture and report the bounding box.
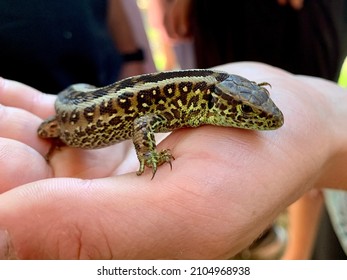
[0,77,56,118]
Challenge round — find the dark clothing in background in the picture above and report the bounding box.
[312,207,347,260]
[0,0,122,93]
[191,0,345,81]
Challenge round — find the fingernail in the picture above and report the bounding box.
[0,229,16,260]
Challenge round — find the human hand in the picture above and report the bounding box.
[277,0,304,10]
[162,0,192,39]
[0,62,346,259]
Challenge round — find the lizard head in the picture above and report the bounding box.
[208,74,284,130]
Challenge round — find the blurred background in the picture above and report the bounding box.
[1,0,347,260]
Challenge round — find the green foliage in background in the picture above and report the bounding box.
[338,58,347,87]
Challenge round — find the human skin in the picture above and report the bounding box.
[0,62,346,259]
[281,190,323,259]
[163,0,305,39]
[108,0,155,79]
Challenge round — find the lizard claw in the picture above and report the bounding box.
[136,149,175,179]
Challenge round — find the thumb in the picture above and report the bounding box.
[0,178,113,259]
[0,138,50,193]
[0,176,184,260]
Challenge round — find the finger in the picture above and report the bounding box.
[0,176,203,259]
[0,104,49,155]
[172,0,191,38]
[289,0,304,10]
[277,0,286,6]
[0,138,51,192]
[163,0,191,39]
[163,2,179,38]
[277,0,304,9]
[0,77,56,118]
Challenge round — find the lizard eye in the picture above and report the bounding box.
[241,104,254,114]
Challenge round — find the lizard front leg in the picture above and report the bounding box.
[133,114,174,179]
